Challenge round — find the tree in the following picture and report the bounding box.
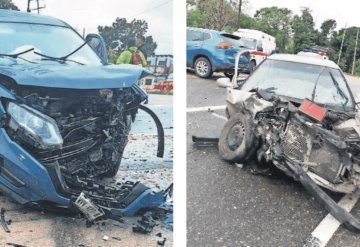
[98,18,157,59]
[197,0,236,30]
[333,27,360,72]
[187,9,206,27]
[0,0,19,10]
[315,19,337,46]
[292,7,316,53]
[253,7,293,52]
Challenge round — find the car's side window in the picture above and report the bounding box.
[203,32,211,40]
[187,30,204,42]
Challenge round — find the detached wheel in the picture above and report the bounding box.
[218,113,256,162]
[194,57,212,78]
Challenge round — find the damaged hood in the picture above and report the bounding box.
[0,61,151,89]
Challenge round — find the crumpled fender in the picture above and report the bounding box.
[226,88,274,117]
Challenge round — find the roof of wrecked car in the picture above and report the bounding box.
[268,54,339,69]
[0,9,68,27]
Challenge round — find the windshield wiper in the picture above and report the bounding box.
[329,71,348,109]
[0,48,34,59]
[34,40,89,65]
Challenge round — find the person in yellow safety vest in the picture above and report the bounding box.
[116,37,147,66]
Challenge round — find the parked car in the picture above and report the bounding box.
[0,10,169,220]
[218,54,360,231]
[186,27,250,78]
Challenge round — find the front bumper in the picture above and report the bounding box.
[0,127,167,217]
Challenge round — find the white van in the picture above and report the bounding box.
[233,29,276,71]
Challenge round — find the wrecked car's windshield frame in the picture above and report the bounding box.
[0,22,102,65]
[241,59,355,112]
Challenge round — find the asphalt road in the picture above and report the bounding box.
[187,71,360,247]
[0,94,173,247]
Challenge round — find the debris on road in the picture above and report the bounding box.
[102,235,109,241]
[6,243,26,247]
[132,212,157,234]
[192,136,219,147]
[111,236,122,241]
[1,208,10,233]
[157,237,167,246]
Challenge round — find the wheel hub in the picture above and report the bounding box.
[227,122,245,151]
[196,61,208,76]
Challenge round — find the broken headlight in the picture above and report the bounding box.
[7,102,63,147]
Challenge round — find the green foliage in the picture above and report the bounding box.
[238,15,257,29]
[0,0,19,10]
[187,9,206,28]
[253,7,293,52]
[98,18,157,57]
[197,0,236,30]
[355,59,360,77]
[292,8,316,53]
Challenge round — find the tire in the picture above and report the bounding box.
[249,60,256,74]
[218,113,256,162]
[194,57,212,78]
[224,70,240,79]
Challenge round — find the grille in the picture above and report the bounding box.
[281,122,310,161]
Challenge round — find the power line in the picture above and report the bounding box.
[128,0,172,19]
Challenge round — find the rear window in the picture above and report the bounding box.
[220,34,239,47]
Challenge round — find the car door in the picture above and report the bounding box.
[186,29,204,67]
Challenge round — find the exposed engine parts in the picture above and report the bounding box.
[214,88,360,232]
[1,83,169,222]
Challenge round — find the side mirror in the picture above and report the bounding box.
[85,34,108,65]
[217,77,233,88]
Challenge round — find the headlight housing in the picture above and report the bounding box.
[7,102,63,148]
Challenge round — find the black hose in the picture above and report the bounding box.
[139,104,164,158]
[285,160,360,232]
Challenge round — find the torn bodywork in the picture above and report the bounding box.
[219,87,360,231]
[0,10,171,227]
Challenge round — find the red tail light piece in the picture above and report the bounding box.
[215,42,232,49]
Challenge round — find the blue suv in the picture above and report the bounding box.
[187,27,250,78]
[0,10,169,220]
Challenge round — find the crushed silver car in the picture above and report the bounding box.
[218,54,360,231]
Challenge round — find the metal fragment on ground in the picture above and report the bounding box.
[1,208,10,233]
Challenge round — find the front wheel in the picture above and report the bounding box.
[194,57,212,78]
[218,113,256,162]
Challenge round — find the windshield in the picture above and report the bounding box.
[239,38,256,50]
[0,22,102,65]
[241,59,354,111]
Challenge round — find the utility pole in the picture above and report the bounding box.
[352,28,359,75]
[237,0,242,29]
[338,26,347,65]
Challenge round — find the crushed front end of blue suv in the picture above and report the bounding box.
[0,10,172,226]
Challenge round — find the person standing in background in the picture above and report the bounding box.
[137,35,148,60]
[116,37,147,66]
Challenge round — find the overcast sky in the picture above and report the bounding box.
[246,0,360,29]
[12,0,173,54]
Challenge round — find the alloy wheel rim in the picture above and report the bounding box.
[196,60,208,76]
